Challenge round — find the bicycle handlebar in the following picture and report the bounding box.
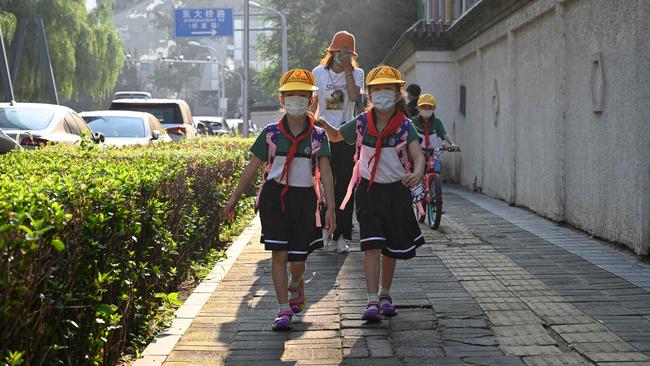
[440,144,461,152]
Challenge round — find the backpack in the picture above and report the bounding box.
[339,112,412,210]
[255,122,327,227]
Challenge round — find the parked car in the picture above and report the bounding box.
[0,102,104,149]
[193,116,230,136]
[109,99,197,141]
[113,91,151,100]
[80,110,172,147]
[226,118,258,135]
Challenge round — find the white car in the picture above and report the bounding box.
[0,102,103,149]
[80,110,172,147]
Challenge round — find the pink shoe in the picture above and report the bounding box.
[288,279,307,314]
[272,309,293,331]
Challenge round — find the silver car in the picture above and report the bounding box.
[0,102,102,149]
[80,110,172,147]
[193,116,230,136]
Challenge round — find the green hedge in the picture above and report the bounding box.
[0,138,258,365]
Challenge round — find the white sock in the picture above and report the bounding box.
[367,293,379,304]
[278,303,291,313]
[380,287,391,304]
[289,277,302,299]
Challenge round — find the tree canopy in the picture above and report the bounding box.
[255,0,418,96]
[0,0,124,103]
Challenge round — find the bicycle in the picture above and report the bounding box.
[414,143,459,230]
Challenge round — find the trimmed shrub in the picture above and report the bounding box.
[0,138,258,365]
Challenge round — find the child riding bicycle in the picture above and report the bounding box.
[410,94,459,159]
[410,94,459,227]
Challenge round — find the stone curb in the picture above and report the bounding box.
[133,215,261,366]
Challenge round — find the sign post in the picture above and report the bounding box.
[174,8,234,38]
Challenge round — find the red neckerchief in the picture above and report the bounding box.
[423,117,431,149]
[277,115,313,211]
[366,108,404,188]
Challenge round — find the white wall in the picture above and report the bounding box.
[398,0,650,255]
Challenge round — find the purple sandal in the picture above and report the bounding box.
[379,295,397,317]
[288,279,307,314]
[362,303,381,322]
[272,309,293,331]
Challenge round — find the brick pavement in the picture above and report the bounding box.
[157,186,650,366]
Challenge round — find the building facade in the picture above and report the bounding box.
[385,0,650,255]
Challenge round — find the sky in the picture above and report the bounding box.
[86,0,97,10]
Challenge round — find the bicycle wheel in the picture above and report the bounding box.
[427,175,443,230]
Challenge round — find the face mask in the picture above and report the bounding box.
[419,110,433,118]
[283,96,310,117]
[371,90,397,112]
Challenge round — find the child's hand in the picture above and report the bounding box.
[224,198,237,221]
[325,207,336,235]
[314,117,328,129]
[402,172,422,188]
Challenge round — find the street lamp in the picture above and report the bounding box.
[188,41,218,55]
[249,1,287,75]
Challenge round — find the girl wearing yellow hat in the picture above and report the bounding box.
[225,69,336,331]
[315,65,425,322]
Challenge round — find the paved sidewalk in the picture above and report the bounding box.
[159,186,650,366]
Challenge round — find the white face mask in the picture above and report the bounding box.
[371,90,397,112]
[283,96,310,117]
[419,109,434,118]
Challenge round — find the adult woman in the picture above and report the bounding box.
[311,31,364,253]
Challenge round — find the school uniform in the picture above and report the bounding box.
[250,117,331,262]
[338,111,425,260]
[410,115,447,150]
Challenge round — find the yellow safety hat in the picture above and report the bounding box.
[417,94,437,108]
[366,65,406,87]
[278,69,319,92]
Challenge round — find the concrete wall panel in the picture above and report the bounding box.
[512,11,563,219]
[563,0,645,252]
[456,52,484,188]
[394,0,649,254]
[479,37,515,202]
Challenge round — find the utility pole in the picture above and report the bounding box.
[243,0,250,137]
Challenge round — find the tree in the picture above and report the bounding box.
[254,0,332,96]
[255,0,418,97]
[321,0,419,69]
[0,0,124,103]
[112,0,147,12]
